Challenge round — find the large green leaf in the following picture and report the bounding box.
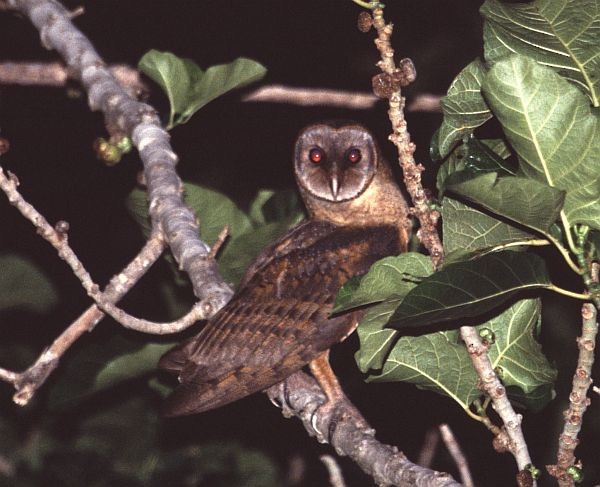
[388,250,552,329]
[333,253,433,313]
[442,197,537,256]
[139,50,267,128]
[436,59,493,158]
[355,299,404,372]
[484,299,556,407]
[367,329,480,407]
[483,55,600,230]
[481,0,600,106]
[0,254,58,313]
[445,172,566,235]
[366,298,556,412]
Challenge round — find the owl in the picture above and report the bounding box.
[159,122,411,416]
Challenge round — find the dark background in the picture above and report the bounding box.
[0,1,597,486]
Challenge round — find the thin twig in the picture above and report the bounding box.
[439,424,474,487]
[460,326,535,486]
[0,232,166,405]
[320,455,347,487]
[0,166,208,334]
[417,427,440,468]
[369,8,443,268]
[207,225,230,259]
[547,303,597,486]
[0,453,15,478]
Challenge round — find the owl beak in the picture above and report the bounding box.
[330,174,339,200]
[329,165,341,200]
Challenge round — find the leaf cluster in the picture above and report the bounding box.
[337,0,600,414]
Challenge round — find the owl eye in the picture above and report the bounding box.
[346,148,362,164]
[308,147,324,164]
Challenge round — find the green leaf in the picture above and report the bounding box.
[248,189,299,225]
[436,144,468,192]
[445,172,566,235]
[483,55,600,230]
[48,335,145,409]
[436,59,493,158]
[94,343,175,392]
[356,298,417,372]
[442,197,537,256]
[481,0,600,106]
[366,298,556,412]
[127,185,302,287]
[184,183,253,243]
[139,50,267,128]
[484,299,556,409]
[334,253,433,313]
[138,51,200,128]
[367,329,480,408]
[481,138,512,159]
[388,250,552,329]
[0,254,58,313]
[436,136,515,193]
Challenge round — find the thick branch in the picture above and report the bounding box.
[547,303,597,486]
[267,373,460,487]
[8,0,233,314]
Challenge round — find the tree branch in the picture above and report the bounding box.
[547,303,597,486]
[0,61,147,98]
[0,231,166,405]
[460,326,535,486]
[0,61,443,112]
[8,0,234,316]
[267,372,460,487]
[368,7,444,268]
[0,165,218,335]
[439,424,474,487]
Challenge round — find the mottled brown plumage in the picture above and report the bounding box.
[160,122,411,416]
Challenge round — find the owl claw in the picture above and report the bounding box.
[310,405,326,441]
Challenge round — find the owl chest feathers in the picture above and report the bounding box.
[300,165,411,252]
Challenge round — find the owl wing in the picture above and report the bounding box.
[159,221,401,416]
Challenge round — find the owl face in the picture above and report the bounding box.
[294,123,378,202]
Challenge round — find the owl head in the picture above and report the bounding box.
[293,122,379,203]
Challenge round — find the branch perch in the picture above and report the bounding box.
[267,372,460,487]
[547,303,597,485]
